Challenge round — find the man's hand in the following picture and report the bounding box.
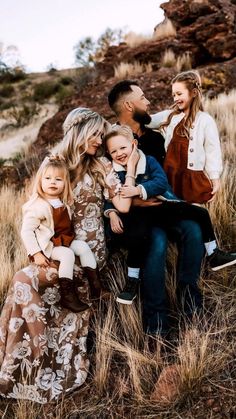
[33,252,50,267]
[120,185,139,198]
[109,211,124,234]
[132,197,163,207]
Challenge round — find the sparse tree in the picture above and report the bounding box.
[74,28,124,67]
[74,37,96,67]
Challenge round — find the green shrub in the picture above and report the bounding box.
[8,103,40,127]
[0,101,16,111]
[33,81,60,102]
[74,67,97,92]
[0,67,27,83]
[0,84,15,98]
[55,84,75,104]
[60,76,73,85]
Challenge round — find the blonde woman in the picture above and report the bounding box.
[54,107,138,269]
[0,107,138,403]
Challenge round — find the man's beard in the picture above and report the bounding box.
[133,109,151,126]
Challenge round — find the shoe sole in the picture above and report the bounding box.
[116,295,137,305]
[211,258,236,271]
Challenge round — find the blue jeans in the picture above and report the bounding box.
[142,220,205,335]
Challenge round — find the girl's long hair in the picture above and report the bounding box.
[32,156,73,205]
[53,108,111,189]
[160,70,204,138]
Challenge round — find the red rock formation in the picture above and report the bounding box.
[1,0,236,188]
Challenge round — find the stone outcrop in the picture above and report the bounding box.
[97,0,236,78]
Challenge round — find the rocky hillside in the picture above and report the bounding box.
[1,0,236,186]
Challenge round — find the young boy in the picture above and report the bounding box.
[104,125,236,305]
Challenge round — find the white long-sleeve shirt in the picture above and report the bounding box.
[148,110,223,180]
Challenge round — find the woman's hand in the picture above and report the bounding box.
[33,252,50,267]
[120,185,139,198]
[208,178,221,202]
[109,211,124,234]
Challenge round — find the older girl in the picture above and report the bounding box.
[149,70,222,204]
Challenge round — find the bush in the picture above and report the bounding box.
[0,67,26,83]
[8,103,40,127]
[0,84,15,98]
[60,76,73,85]
[55,84,75,104]
[33,81,61,102]
[74,67,97,92]
[0,101,16,111]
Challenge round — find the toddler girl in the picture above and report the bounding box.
[21,155,108,312]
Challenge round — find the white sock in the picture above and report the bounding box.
[128,267,140,279]
[205,240,217,256]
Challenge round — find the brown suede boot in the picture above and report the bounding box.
[59,277,90,312]
[83,267,111,300]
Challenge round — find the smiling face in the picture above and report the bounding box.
[106,134,133,166]
[41,166,65,199]
[172,81,195,114]
[86,130,104,155]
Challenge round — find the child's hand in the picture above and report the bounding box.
[208,179,221,202]
[120,185,139,198]
[33,252,50,267]
[109,211,124,234]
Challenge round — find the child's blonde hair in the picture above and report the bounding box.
[32,155,73,205]
[161,70,203,138]
[104,125,134,146]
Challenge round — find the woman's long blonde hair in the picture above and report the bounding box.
[54,108,111,188]
[32,156,73,205]
[160,70,203,138]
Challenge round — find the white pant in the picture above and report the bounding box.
[51,239,96,279]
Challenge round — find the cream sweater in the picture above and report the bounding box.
[21,194,71,258]
[148,110,223,179]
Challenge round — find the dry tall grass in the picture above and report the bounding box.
[124,32,152,48]
[0,187,28,306]
[0,90,236,418]
[204,90,236,246]
[154,19,176,40]
[161,49,192,71]
[114,61,152,80]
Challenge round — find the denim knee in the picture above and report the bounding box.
[149,227,168,258]
[176,220,205,253]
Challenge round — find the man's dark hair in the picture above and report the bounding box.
[108,80,139,114]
